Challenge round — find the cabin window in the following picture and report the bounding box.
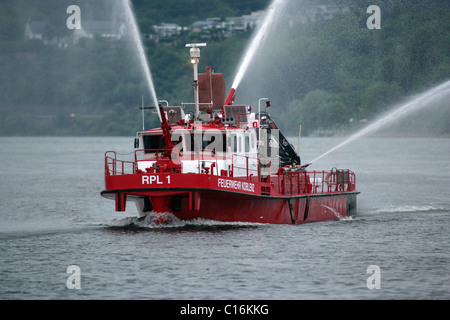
[251,131,256,149]
[143,135,165,153]
[245,135,250,153]
[202,133,227,153]
[190,133,196,152]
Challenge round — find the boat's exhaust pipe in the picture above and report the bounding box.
[224,88,236,105]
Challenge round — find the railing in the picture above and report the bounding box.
[106,149,223,176]
[193,148,220,175]
[105,151,356,195]
[105,151,136,176]
[106,148,262,179]
[135,148,172,165]
[279,170,309,195]
[105,149,174,175]
[280,169,356,195]
[231,154,260,180]
[136,148,183,174]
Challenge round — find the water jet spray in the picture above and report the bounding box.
[225,0,286,105]
[122,0,161,122]
[309,80,450,165]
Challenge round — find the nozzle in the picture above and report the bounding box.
[224,88,236,106]
[300,163,311,169]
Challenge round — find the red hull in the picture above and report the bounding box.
[101,170,358,225]
[168,191,356,224]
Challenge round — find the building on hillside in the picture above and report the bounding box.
[224,10,264,36]
[153,23,182,38]
[73,21,126,42]
[190,18,224,39]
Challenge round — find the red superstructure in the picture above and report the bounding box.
[101,43,359,224]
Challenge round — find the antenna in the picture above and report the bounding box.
[185,43,207,48]
[141,95,145,130]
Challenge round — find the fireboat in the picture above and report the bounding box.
[101,43,359,224]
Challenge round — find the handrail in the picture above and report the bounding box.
[105,151,136,175]
[276,168,357,195]
[231,153,260,180]
[106,150,357,195]
[237,112,251,126]
[134,148,170,162]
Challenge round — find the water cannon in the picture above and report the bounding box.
[300,163,311,170]
[225,88,236,106]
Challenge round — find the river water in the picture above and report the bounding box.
[0,136,448,300]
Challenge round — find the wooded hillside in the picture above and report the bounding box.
[0,0,448,136]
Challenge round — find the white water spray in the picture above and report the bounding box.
[121,0,161,121]
[310,80,450,164]
[231,0,286,90]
